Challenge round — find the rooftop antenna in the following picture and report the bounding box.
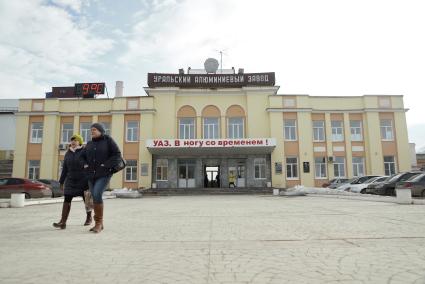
[215,49,227,74]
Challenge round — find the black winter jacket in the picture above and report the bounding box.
[80,135,121,181]
[59,147,88,196]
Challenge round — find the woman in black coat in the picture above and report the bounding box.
[80,123,121,233]
[53,134,92,229]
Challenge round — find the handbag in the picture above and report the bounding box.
[83,190,93,210]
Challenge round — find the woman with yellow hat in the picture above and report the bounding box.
[53,134,92,229]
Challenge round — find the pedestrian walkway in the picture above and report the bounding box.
[1,195,425,283]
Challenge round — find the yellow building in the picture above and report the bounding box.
[12,70,411,189]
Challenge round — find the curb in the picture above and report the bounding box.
[0,194,116,208]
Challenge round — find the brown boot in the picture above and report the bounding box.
[53,202,71,229]
[84,211,92,226]
[90,203,103,233]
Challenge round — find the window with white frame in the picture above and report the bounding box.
[333,156,345,177]
[352,157,365,177]
[156,159,168,181]
[286,157,298,179]
[331,121,344,141]
[30,122,43,143]
[126,121,139,142]
[179,118,195,139]
[125,160,137,182]
[228,117,244,138]
[100,122,111,136]
[203,117,219,139]
[384,156,396,176]
[314,157,327,178]
[313,120,325,141]
[61,123,73,143]
[254,158,266,179]
[28,160,40,180]
[380,119,394,140]
[350,120,363,141]
[80,122,91,144]
[283,120,297,141]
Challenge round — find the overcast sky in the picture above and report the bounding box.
[0,0,424,151]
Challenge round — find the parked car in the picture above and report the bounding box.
[327,178,350,189]
[337,175,381,191]
[322,178,349,188]
[396,173,425,197]
[37,179,63,197]
[369,171,423,196]
[0,178,52,199]
[349,176,389,193]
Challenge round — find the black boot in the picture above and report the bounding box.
[84,211,92,226]
[53,202,71,229]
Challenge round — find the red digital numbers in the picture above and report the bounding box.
[75,83,105,97]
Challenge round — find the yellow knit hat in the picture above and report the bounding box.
[71,134,84,145]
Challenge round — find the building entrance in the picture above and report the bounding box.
[204,166,220,188]
[178,160,196,188]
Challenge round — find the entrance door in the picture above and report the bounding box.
[237,164,246,187]
[205,166,220,188]
[178,162,195,188]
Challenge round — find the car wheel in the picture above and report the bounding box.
[24,193,31,199]
[360,189,366,194]
[421,190,425,198]
[390,188,396,196]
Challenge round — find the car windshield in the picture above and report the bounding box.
[409,173,425,182]
[347,178,357,184]
[387,173,403,183]
[364,177,379,183]
[0,179,7,185]
[374,176,389,183]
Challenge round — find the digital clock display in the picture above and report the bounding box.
[75,83,105,98]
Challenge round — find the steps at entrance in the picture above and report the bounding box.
[142,187,273,196]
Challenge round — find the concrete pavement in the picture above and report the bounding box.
[1,195,425,283]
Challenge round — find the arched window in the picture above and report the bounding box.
[226,105,245,138]
[202,105,221,139]
[177,106,196,139]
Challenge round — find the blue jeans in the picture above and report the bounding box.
[88,176,111,204]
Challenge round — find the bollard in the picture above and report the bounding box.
[10,193,25,208]
[273,188,280,196]
[396,188,412,204]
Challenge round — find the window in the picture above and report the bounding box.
[331,121,344,141]
[286,157,298,179]
[333,156,345,177]
[125,160,137,182]
[284,120,297,141]
[350,120,363,141]
[126,121,139,142]
[100,122,111,135]
[156,159,168,181]
[380,119,394,140]
[313,121,325,142]
[80,122,91,144]
[254,158,266,179]
[228,117,244,138]
[352,157,365,177]
[61,123,73,143]
[384,156,396,176]
[28,160,40,180]
[30,122,43,143]
[203,117,219,139]
[314,157,327,178]
[179,118,195,139]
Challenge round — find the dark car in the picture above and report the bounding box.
[0,178,52,199]
[37,179,63,197]
[396,173,425,197]
[370,171,423,196]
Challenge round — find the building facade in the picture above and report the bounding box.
[12,72,411,189]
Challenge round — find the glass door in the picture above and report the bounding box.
[237,164,246,187]
[178,161,196,188]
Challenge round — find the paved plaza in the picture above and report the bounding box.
[1,195,425,283]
